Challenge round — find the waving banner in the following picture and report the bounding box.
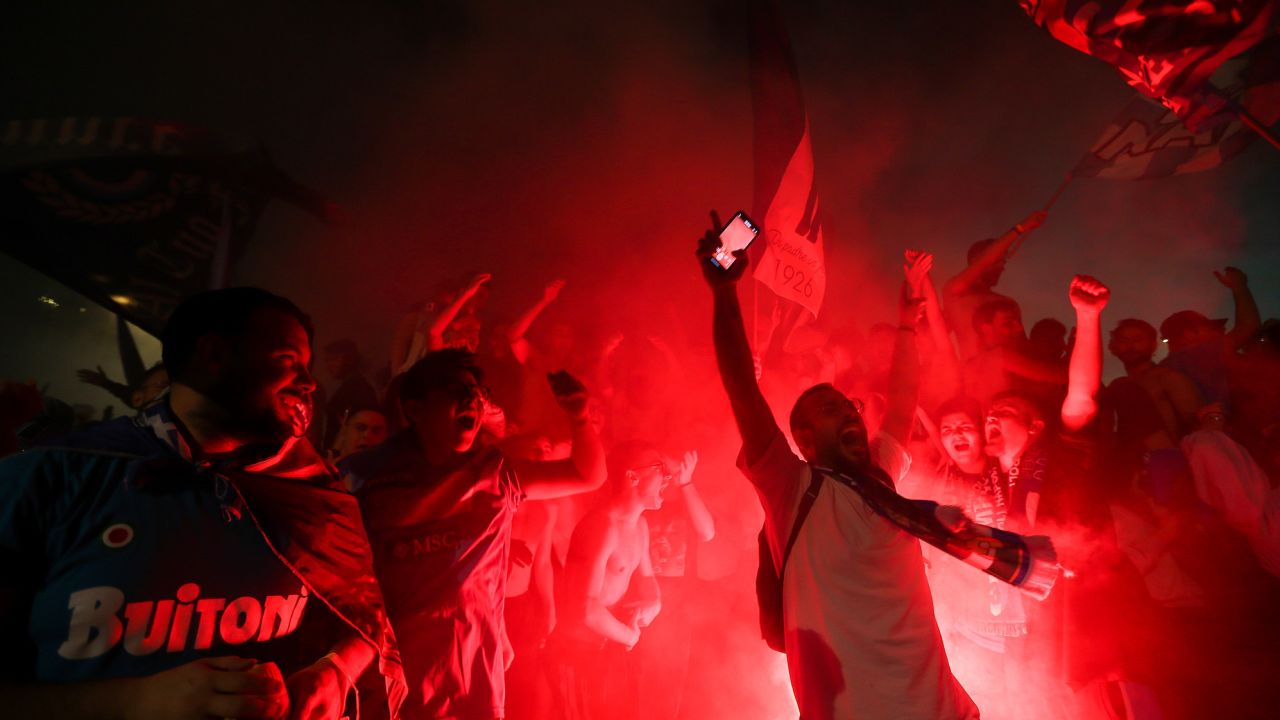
[748,0,826,318]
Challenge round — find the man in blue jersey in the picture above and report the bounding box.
[0,287,406,720]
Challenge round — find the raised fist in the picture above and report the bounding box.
[1068,274,1110,315]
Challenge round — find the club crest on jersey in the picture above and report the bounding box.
[101,523,134,549]
[58,583,309,660]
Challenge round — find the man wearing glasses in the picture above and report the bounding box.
[342,349,607,720]
[696,222,980,720]
[544,440,666,719]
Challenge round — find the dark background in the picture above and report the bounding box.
[2,0,1276,408]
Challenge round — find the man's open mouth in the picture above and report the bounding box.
[279,393,311,436]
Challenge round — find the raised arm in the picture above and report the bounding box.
[426,273,491,351]
[998,349,1067,385]
[942,210,1046,297]
[513,371,608,500]
[672,450,715,542]
[696,214,782,465]
[1215,266,1261,352]
[906,250,961,402]
[75,366,133,406]
[507,279,565,365]
[1061,275,1110,432]
[883,279,924,444]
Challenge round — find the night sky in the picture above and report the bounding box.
[3,0,1277,408]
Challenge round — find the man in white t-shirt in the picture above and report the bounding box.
[696,218,979,720]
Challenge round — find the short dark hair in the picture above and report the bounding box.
[989,390,1045,424]
[160,287,313,382]
[606,439,661,485]
[398,349,485,405]
[934,395,983,425]
[972,297,1022,332]
[1112,318,1157,343]
[789,382,837,436]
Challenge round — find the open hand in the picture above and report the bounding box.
[1213,266,1247,290]
[903,250,933,294]
[676,450,698,487]
[76,365,112,388]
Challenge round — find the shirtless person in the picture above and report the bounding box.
[545,441,665,720]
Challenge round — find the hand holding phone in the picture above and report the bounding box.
[710,211,759,270]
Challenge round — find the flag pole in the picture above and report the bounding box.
[1009,171,1074,258]
[1041,171,1075,212]
[1236,108,1280,152]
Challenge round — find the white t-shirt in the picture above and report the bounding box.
[742,431,979,720]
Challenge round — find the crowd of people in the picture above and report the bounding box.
[1,207,1278,720]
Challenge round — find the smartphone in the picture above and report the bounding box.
[711,211,759,270]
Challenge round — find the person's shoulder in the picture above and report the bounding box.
[5,416,151,475]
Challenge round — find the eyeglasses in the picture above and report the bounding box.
[817,396,864,417]
[629,462,673,483]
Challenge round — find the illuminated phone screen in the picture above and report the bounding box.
[712,212,758,269]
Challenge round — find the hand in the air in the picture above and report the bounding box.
[464,273,492,295]
[696,210,748,287]
[1017,210,1048,234]
[1068,274,1110,315]
[1213,266,1248,290]
[543,279,567,303]
[547,370,589,421]
[76,365,113,388]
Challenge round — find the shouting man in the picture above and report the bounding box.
[698,216,979,720]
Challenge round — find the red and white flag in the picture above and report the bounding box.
[748,0,825,318]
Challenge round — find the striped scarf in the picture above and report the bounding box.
[814,464,1060,600]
